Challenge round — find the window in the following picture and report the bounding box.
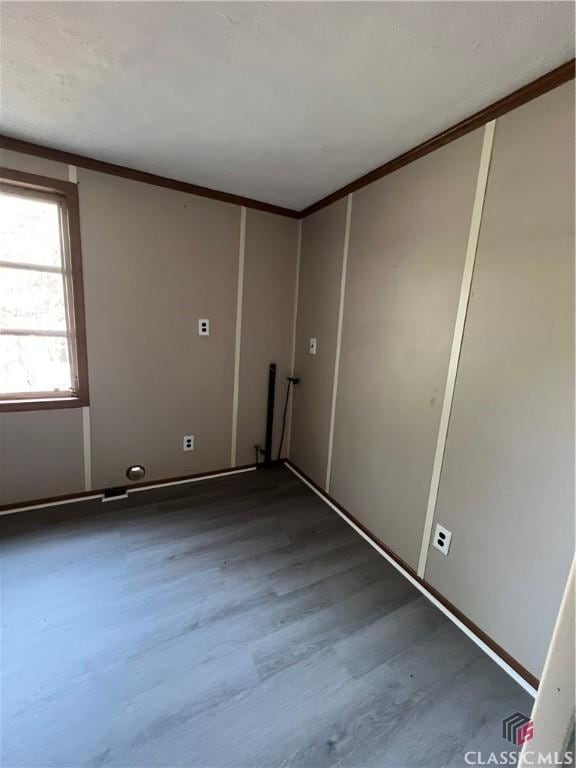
[0,167,89,411]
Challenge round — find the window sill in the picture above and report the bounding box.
[0,396,89,413]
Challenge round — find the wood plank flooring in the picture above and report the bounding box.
[0,466,532,768]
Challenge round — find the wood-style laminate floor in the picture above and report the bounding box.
[1,466,532,768]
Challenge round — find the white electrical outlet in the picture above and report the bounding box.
[309,337,317,355]
[183,435,195,452]
[432,523,452,555]
[198,319,210,336]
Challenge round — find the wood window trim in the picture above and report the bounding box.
[0,166,90,412]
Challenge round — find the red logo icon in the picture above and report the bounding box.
[502,712,534,747]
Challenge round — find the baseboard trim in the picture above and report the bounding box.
[0,464,259,516]
[284,459,539,696]
[1,456,540,694]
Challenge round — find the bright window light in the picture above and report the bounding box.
[0,186,78,399]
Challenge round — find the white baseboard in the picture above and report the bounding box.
[284,460,537,698]
[0,466,257,516]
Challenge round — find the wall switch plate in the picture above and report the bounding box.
[198,319,210,336]
[432,523,452,555]
[183,435,195,452]
[309,337,317,355]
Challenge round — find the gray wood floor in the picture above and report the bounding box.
[1,466,532,768]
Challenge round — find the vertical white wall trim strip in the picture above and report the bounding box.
[231,206,246,467]
[82,407,92,491]
[325,193,353,492]
[68,165,78,183]
[519,557,575,765]
[417,120,496,578]
[286,219,302,458]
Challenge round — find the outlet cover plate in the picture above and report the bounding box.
[183,435,195,452]
[309,337,317,355]
[432,523,452,555]
[198,319,210,336]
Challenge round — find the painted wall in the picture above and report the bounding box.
[79,169,241,487]
[0,149,298,504]
[236,209,298,465]
[289,82,574,677]
[425,82,575,677]
[290,199,347,485]
[0,409,85,503]
[330,130,483,570]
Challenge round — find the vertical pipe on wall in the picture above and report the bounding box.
[286,220,302,458]
[263,363,277,466]
[325,193,353,493]
[416,120,496,578]
[231,206,247,467]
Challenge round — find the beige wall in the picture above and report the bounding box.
[290,200,347,486]
[425,82,575,677]
[330,130,484,569]
[290,82,574,676]
[0,148,69,181]
[0,151,298,503]
[79,170,240,487]
[0,410,84,503]
[237,209,298,465]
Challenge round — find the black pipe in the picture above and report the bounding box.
[263,363,276,466]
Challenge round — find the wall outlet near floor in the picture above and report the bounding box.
[198,319,210,336]
[183,435,195,452]
[432,523,452,555]
[308,337,317,355]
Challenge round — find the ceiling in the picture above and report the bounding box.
[1,2,573,211]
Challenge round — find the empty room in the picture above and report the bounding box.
[0,2,574,767]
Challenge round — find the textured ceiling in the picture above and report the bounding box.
[0,2,574,210]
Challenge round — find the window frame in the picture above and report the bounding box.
[0,167,90,412]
